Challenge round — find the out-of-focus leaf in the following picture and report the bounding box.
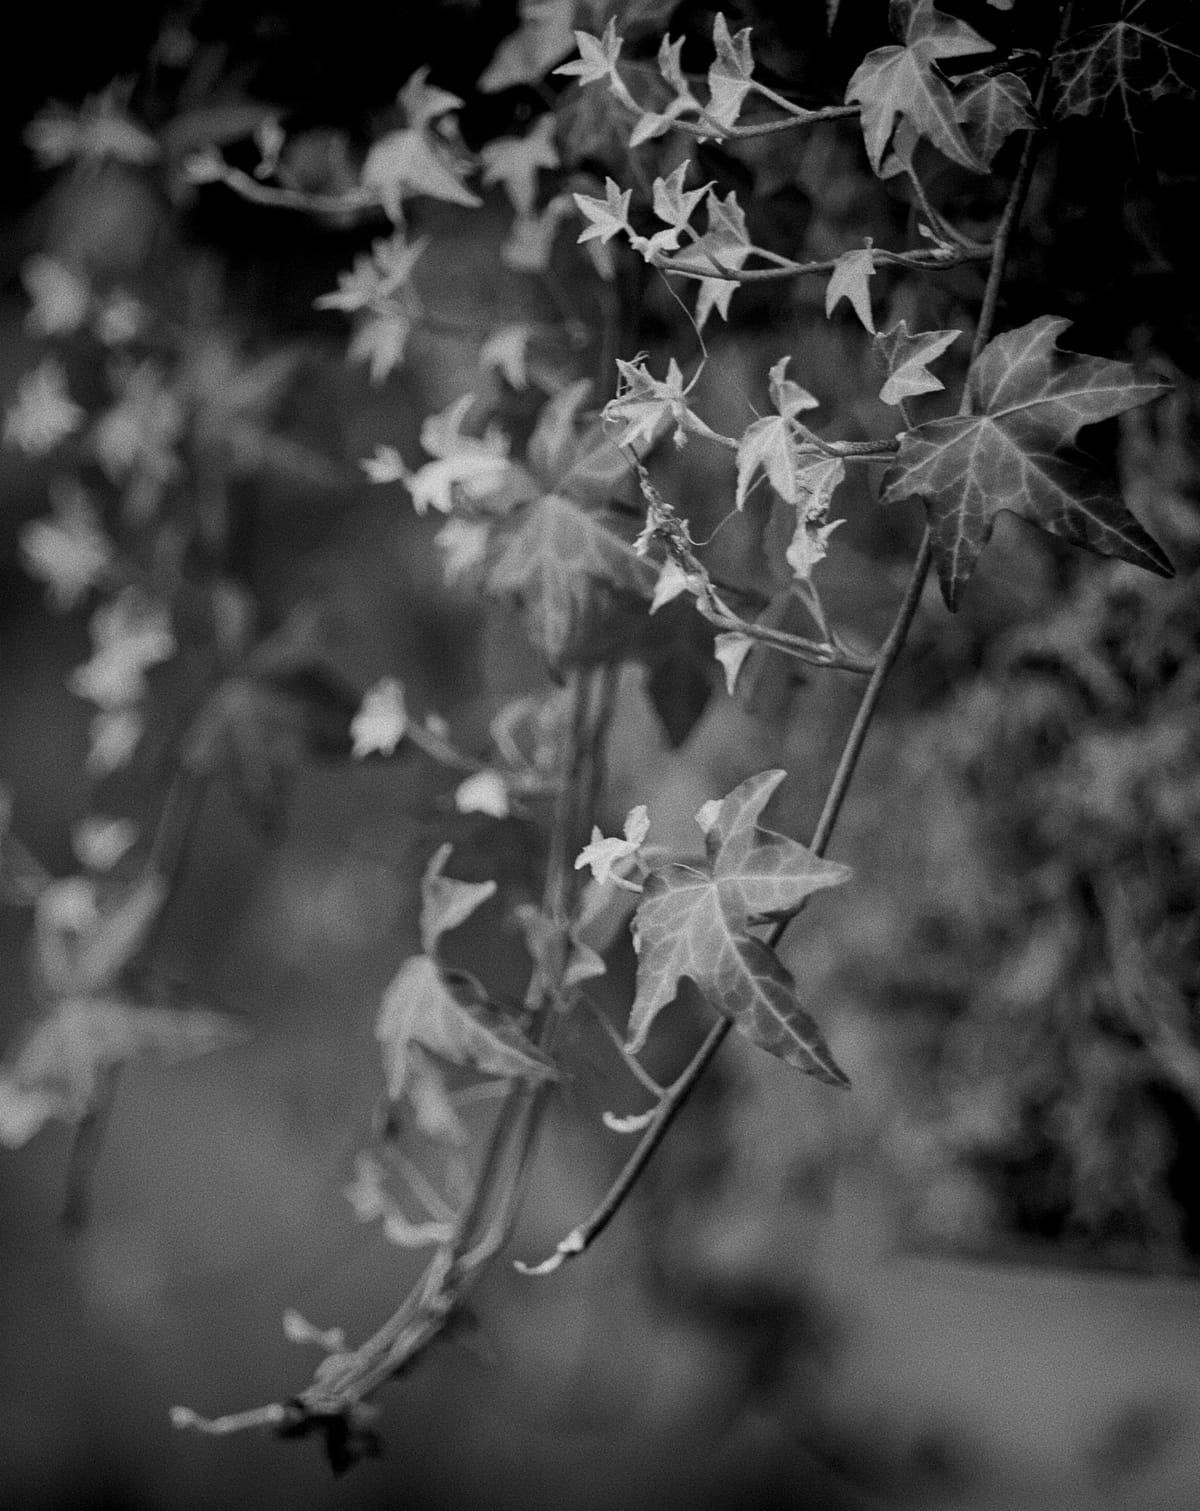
[419,844,497,955]
[376,955,558,1102]
[0,995,247,1148]
[34,873,167,999]
[487,492,651,665]
[479,0,577,91]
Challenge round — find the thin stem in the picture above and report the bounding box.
[177,672,619,1430]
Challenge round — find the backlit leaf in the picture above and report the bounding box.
[1053,2,1199,131]
[881,316,1173,608]
[825,247,877,333]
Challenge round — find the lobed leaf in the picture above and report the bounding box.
[846,1,992,175]
[875,321,961,407]
[376,955,557,1103]
[881,316,1173,607]
[629,771,850,1084]
[487,492,651,665]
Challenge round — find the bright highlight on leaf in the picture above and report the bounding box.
[628,770,851,1084]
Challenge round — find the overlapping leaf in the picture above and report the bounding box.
[629,771,851,1085]
[0,995,246,1148]
[846,0,992,174]
[881,316,1173,607]
[376,845,556,1126]
[955,70,1036,164]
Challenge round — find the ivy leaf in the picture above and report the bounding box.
[875,321,962,406]
[0,995,247,1148]
[881,316,1173,608]
[487,493,651,664]
[528,383,634,509]
[376,955,557,1102]
[825,247,877,333]
[479,0,577,92]
[361,129,480,219]
[479,115,559,216]
[954,70,1036,165]
[652,163,709,231]
[688,189,752,328]
[34,873,167,999]
[573,178,632,244]
[1053,2,1199,130]
[735,361,821,510]
[419,844,497,957]
[846,1,991,174]
[628,771,851,1084]
[707,14,757,129]
[605,357,717,450]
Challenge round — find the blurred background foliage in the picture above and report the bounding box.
[2,2,1200,1508]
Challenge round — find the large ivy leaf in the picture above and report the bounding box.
[487,492,651,664]
[881,316,1173,608]
[1053,1,1199,130]
[376,955,557,1103]
[629,771,851,1085]
[846,0,992,174]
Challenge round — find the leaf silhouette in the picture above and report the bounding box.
[846,0,992,174]
[881,316,1173,608]
[629,771,851,1085]
[487,492,651,664]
